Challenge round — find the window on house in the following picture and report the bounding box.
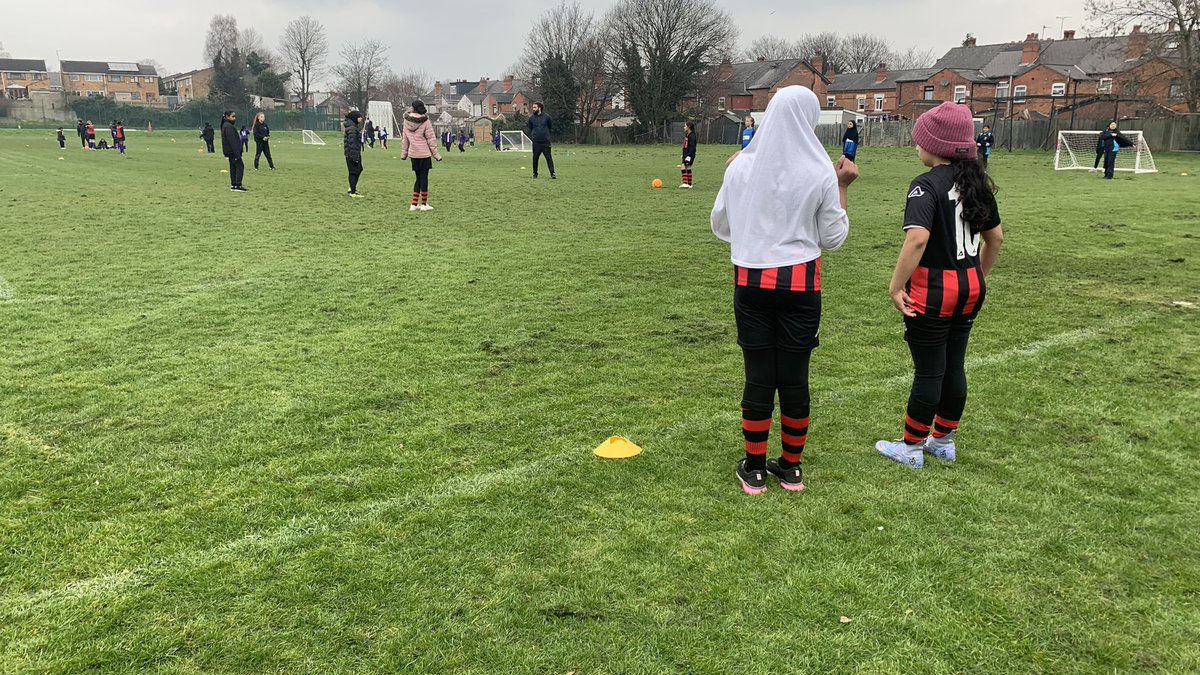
[492,104,497,115]
[85,74,103,81]
[7,72,27,81]
[523,103,529,113]
[856,95,866,111]
[874,94,885,111]
[130,92,140,100]
[1097,77,1113,93]
[954,85,967,103]
[1169,79,1183,98]
[1051,82,1066,97]
[108,75,123,82]
[826,95,835,107]
[996,83,1009,100]
[87,91,102,97]
[1013,85,1027,103]
[718,96,726,110]
[923,86,934,101]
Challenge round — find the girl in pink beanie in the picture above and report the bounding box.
[875,102,1005,468]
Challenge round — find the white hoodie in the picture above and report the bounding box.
[711,86,850,269]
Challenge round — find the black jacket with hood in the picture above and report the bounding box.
[527,112,552,145]
[344,114,363,159]
[253,120,270,142]
[221,118,241,157]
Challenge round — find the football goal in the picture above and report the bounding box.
[499,131,532,152]
[302,130,325,146]
[1054,130,1157,173]
[367,100,400,141]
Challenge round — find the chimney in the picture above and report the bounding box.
[1127,25,1147,59]
[1020,32,1041,65]
[812,51,824,76]
[875,62,888,84]
[479,77,489,94]
[965,36,977,48]
[503,75,513,93]
[1063,29,1076,40]
[719,58,733,81]
[434,81,442,98]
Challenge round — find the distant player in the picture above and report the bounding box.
[711,86,859,495]
[458,130,466,152]
[493,131,501,151]
[400,100,442,211]
[115,120,126,154]
[221,111,247,192]
[1096,121,1126,180]
[85,120,96,149]
[841,120,859,162]
[109,121,118,146]
[57,127,66,148]
[364,118,376,148]
[76,119,86,148]
[527,102,555,179]
[343,110,365,197]
[741,115,755,149]
[240,125,249,152]
[875,102,1004,468]
[680,120,697,188]
[379,126,388,149]
[252,112,275,170]
[201,123,215,153]
[975,124,994,168]
[443,130,453,154]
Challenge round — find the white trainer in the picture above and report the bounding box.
[419,204,434,211]
[409,205,419,212]
[875,440,924,469]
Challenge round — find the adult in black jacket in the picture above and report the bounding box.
[221,112,247,191]
[201,123,216,153]
[251,112,276,170]
[76,120,86,147]
[841,120,859,161]
[364,119,376,148]
[344,111,365,196]
[1096,121,1126,180]
[527,102,555,179]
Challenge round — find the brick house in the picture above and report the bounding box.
[829,26,1189,120]
[428,75,534,119]
[681,56,830,114]
[162,67,213,103]
[0,59,53,99]
[62,60,160,103]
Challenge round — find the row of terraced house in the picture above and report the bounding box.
[0,59,161,102]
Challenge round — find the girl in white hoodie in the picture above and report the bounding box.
[712,86,859,495]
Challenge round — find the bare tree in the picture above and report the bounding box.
[797,32,845,73]
[138,58,167,76]
[1085,0,1200,112]
[738,35,806,62]
[889,45,938,70]
[842,33,894,73]
[332,40,391,112]
[520,1,620,139]
[607,0,738,141]
[280,16,329,112]
[380,69,431,111]
[203,14,239,65]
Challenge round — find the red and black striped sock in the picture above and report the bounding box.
[780,413,809,468]
[742,408,770,470]
[411,191,419,206]
[931,415,959,439]
[903,412,932,446]
[683,168,693,185]
[421,191,429,205]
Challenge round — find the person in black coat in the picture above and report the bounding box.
[1096,121,1127,180]
[76,119,86,148]
[841,120,859,162]
[680,120,697,188]
[344,110,365,196]
[220,112,247,191]
[527,102,555,179]
[251,112,276,170]
[57,127,66,149]
[975,124,994,169]
[201,123,216,153]
[364,119,376,148]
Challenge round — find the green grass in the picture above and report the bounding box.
[1,129,1198,673]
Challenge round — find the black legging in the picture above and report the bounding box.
[254,139,274,169]
[412,164,430,193]
[903,313,972,437]
[346,157,363,192]
[227,156,244,187]
[1103,149,1117,179]
[533,143,555,176]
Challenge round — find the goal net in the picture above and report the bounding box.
[302,130,325,146]
[499,131,532,152]
[1054,130,1157,173]
[367,100,400,142]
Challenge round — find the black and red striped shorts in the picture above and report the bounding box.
[905,266,985,319]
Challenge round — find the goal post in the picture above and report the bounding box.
[1054,130,1157,173]
[367,100,400,141]
[301,130,326,146]
[499,131,532,152]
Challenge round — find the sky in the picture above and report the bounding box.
[3,0,1103,87]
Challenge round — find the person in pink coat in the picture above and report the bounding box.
[400,100,443,212]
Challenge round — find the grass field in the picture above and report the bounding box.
[1,128,1198,673]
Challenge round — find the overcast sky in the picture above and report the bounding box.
[4,0,1100,87]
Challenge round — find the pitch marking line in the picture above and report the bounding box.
[0,313,1152,618]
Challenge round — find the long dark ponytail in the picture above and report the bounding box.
[950,159,997,233]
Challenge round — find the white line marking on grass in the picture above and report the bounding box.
[0,314,1153,617]
[0,275,13,301]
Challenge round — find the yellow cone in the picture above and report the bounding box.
[593,436,643,459]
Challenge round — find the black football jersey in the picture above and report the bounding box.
[902,165,1001,271]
